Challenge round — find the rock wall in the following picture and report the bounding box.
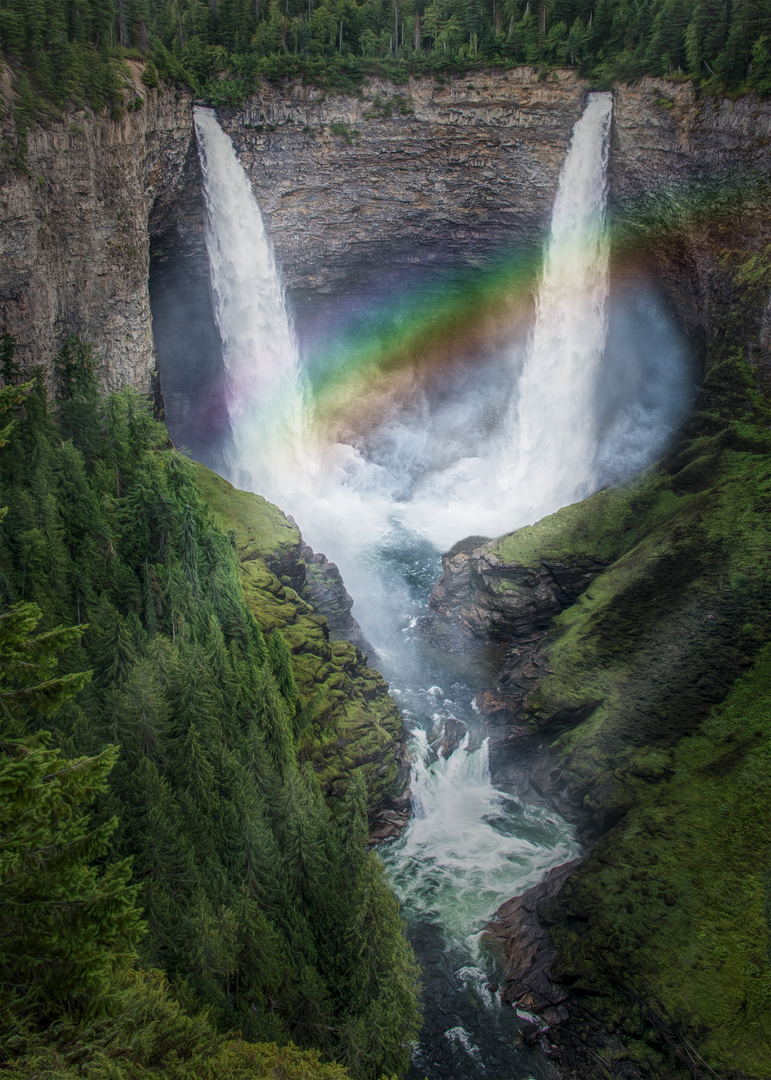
[212,75,771,333]
[610,79,771,351]
[3,69,767,410]
[0,69,193,394]
[219,69,587,308]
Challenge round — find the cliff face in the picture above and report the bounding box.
[0,70,193,394]
[213,75,770,335]
[2,71,768,401]
[220,69,586,306]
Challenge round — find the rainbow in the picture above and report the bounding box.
[300,171,767,436]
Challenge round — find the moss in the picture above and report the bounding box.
[550,647,771,1076]
[484,300,771,1071]
[491,481,645,567]
[193,465,405,809]
[520,429,771,793]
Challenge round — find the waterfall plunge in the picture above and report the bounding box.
[189,98,694,1077]
[194,107,308,495]
[508,92,613,507]
[194,94,628,568]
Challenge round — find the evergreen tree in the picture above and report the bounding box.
[0,604,144,1014]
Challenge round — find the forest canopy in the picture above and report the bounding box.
[1,0,770,138]
[0,338,421,1080]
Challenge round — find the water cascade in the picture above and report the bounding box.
[194,107,308,490]
[191,95,694,1077]
[507,92,613,509]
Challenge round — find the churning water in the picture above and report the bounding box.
[192,96,694,1077]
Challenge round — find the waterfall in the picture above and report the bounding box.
[194,106,308,496]
[506,91,613,508]
[186,95,694,1079]
[385,727,578,953]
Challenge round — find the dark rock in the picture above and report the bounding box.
[300,541,375,658]
[485,857,586,1011]
[434,717,467,758]
[429,545,607,646]
[521,1022,541,1048]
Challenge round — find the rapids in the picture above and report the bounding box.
[185,94,696,1077]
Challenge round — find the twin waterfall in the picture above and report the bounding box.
[192,94,686,1078]
[194,108,307,492]
[193,93,619,552]
[510,93,613,508]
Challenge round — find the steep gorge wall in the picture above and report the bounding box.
[0,72,193,394]
[220,68,587,306]
[218,74,770,343]
[3,69,768,411]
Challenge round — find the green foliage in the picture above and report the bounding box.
[483,272,771,1074]
[550,646,771,1076]
[2,0,769,156]
[0,359,420,1079]
[0,604,144,1019]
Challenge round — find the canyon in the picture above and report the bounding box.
[1,67,769,1078]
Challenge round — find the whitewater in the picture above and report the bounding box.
[193,96,694,1077]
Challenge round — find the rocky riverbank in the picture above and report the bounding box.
[427,220,771,1074]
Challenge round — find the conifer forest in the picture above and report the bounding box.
[0,0,770,1076]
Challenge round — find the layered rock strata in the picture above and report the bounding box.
[219,69,587,305]
[0,72,193,393]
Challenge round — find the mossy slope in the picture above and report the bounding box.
[481,240,771,1073]
[549,646,771,1077]
[193,463,406,808]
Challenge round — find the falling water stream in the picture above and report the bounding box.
[189,97,695,1078]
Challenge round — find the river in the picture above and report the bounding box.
[155,95,696,1077]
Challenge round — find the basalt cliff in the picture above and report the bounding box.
[1,68,770,1079]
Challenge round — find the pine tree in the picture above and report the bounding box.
[0,603,145,1015]
[268,627,299,710]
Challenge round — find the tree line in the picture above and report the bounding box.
[0,336,421,1079]
[0,0,769,141]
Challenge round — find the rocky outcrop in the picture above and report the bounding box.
[428,538,607,644]
[300,540,374,658]
[485,857,585,1017]
[0,69,193,394]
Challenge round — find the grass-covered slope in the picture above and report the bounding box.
[193,464,406,807]
[550,645,771,1077]
[478,246,771,1073]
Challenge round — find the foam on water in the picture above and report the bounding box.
[193,96,695,1077]
[386,730,579,953]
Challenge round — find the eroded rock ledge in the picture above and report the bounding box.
[428,536,608,644]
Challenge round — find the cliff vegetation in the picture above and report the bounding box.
[452,210,771,1074]
[0,339,420,1080]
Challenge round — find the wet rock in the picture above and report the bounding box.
[434,717,467,757]
[521,1022,540,1048]
[474,691,520,725]
[485,857,585,1012]
[429,544,607,646]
